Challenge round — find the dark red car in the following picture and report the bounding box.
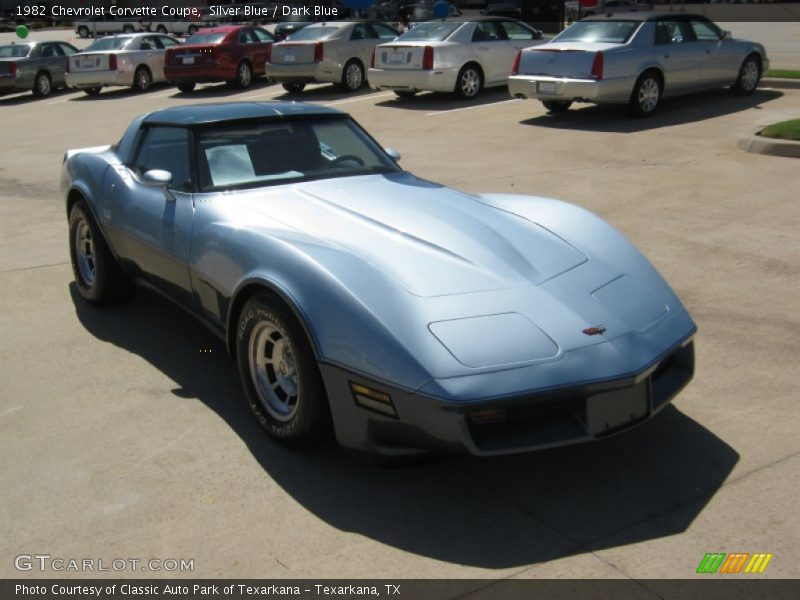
[164,25,276,92]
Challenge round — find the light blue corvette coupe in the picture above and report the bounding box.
[62,102,696,458]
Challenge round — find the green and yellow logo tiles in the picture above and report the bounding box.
[696,552,774,574]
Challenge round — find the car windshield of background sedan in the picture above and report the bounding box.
[285,26,339,41]
[397,22,461,42]
[185,32,228,45]
[0,44,30,58]
[555,20,640,44]
[195,118,401,191]
[85,37,132,52]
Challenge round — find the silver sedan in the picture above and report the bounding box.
[66,33,181,96]
[266,21,400,93]
[368,17,543,99]
[507,12,769,116]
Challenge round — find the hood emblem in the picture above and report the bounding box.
[583,324,607,336]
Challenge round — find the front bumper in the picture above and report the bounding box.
[321,330,696,458]
[265,60,339,85]
[368,67,460,93]
[66,69,134,89]
[508,74,632,104]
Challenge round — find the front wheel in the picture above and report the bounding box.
[234,61,253,89]
[156,25,167,34]
[629,71,662,117]
[340,59,364,92]
[187,25,198,36]
[236,295,330,445]
[282,82,306,94]
[454,64,482,99]
[176,81,196,93]
[733,55,761,95]
[542,100,572,113]
[123,25,134,33]
[77,26,89,38]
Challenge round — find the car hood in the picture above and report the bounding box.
[239,172,588,298]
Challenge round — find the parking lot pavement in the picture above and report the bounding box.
[1,77,799,581]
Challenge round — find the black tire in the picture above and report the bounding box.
[234,60,253,89]
[132,65,152,92]
[340,59,364,92]
[123,25,134,33]
[176,81,196,93]
[187,25,198,36]
[236,295,330,445]
[83,87,102,96]
[32,71,52,98]
[542,100,572,113]
[156,25,167,34]
[77,26,89,38]
[733,54,761,96]
[68,201,133,305]
[454,63,483,99]
[629,70,662,117]
[394,90,416,99]
[282,82,306,93]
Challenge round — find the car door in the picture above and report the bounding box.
[349,23,376,69]
[688,17,739,86]
[470,21,511,85]
[135,35,161,79]
[499,20,539,63]
[57,43,78,86]
[250,27,276,75]
[365,22,400,64]
[654,18,703,94]
[101,126,195,304]
[153,35,180,82]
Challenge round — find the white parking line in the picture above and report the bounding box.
[323,92,394,107]
[425,98,520,116]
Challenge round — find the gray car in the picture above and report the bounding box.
[266,21,400,93]
[0,41,79,98]
[508,12,768,116]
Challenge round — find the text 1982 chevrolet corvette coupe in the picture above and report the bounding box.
[63,102,696,458]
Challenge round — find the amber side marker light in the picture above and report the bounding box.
[350,382,398,419]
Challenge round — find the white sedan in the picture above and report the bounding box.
[368,17,543,99]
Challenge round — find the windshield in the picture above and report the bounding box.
[196,118,401,192]
[397,22,460,42]
[185,32,227,45]
[0,44,30,58]
[84,37,132,52]
[285,26,338,41]
[555,20,640,44]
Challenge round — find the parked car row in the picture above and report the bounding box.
[3,13,768,117]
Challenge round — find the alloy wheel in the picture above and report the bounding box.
[741,60,759,92]
[638,77,660,114]
[460,68,480,98]
[36,74,51,97]
[248,321,300,422]
[74,217,96,287]
[346,62,362,91]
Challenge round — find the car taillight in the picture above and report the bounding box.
[265,43,272,63]
[108,54,117,71]
[313,42,323,63]
[422,46,433,70]
[511,50,521,76]
[9,61,16,77]
[370,47,375,69]
[590,52,603,80]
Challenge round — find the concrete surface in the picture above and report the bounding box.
[739,134,800,159]
[0,61,799,583]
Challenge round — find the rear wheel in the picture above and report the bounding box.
[187,25,198,36]
[733,54,761,95]
[69,201,133,305]
[156,25,167,34]
[394,90,416,99]
[83,87,101,96]
[340,59,364,92]
[132,66,152,92]
[123,25,134,33]
[177,81,196,93]
[454,63,482,99]
[629,71,662,117]
[32,71,52,98]
[236,295,330,445]
[77,26,89,38]
[542,100,572,113]
[282,82,306,94]
[234,60,253,89]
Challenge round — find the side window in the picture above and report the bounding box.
[655,21,695,45]
[371,23,399,40]
[133,127,192,191]
[238,30,251,44]
[690,19,721,41]
[139,36,157,51]
[41,43,62,57]
[160,36,179,48]
[29,45,43,58]
[252,28,275,43]
[472,22,506,42]
[59,43,78,56]
[501,21,534,41]
[351,24,370,40]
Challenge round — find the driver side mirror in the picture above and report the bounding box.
[384,147,401,161]
[143,169,173,186]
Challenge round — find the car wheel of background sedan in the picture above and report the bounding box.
[68,201,133,305]
[187,25,198,35]
[394,90,416,99]
[236,294,330,445]
[123,25,134,33]
[454,63,482,99]
[542,100,572,113]
[733,54,761,95]
[234,61,253,89]
[156,25,167,34]
[83,87,102,96]
[340,59,364,93]
[629,71,662,117]
[77,26,89,38]
[282,82,306,94]
[177,81,196,93]
[32,71,52,98]
[132,66,152,92]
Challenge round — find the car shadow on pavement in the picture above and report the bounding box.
[0,87,76,106]
[67,83,175,101]
[375,86,512,112]
[71,284,739,569]
[276,85,385,103]
[521,88,783,133]
[155,78,278,100]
